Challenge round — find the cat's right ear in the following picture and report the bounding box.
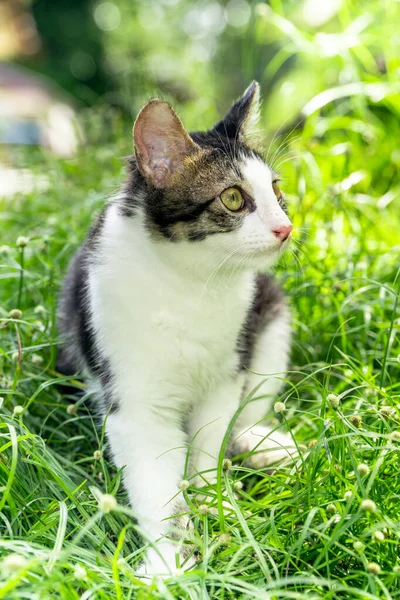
[133,100,199,188]
[213,81,261,143]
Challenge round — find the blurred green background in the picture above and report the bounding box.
[1,0,399,147]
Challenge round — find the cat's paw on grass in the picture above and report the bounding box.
[136,544,196,580]
[234,424,299,468]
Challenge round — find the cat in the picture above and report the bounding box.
[58,81,295,577]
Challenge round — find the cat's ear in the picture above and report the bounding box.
[213,81,261,142]
[133,99,199,188]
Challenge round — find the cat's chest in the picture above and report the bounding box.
[91,258,254,372]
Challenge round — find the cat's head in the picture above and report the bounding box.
[130,81,292,272]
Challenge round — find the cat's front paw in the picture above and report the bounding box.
[235,425,298,469]
[136,545,196,580]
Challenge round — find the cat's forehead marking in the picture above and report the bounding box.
[240,156,278,212]
[241,155,273,191]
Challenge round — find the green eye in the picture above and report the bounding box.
[220,187,243,212]
[273,182,282,200]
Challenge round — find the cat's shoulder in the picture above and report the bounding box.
[252,274,286,320]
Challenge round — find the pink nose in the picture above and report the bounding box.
[273,224,292,241]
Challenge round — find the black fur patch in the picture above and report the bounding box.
[237,275,286,371]
[58,247,118,414]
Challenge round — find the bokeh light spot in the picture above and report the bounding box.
[94,2,121,31]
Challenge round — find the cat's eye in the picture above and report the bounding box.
[220,187,244,212]
[272,182,282,200]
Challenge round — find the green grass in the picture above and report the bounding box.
[1,87,400,598]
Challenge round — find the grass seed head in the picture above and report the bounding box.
[389,431,400,442]
[97,493,117,513]
[219,533,231,544]
[179,479,190,491]
[327,393,340,409]
[67,404,77,415]
[274,401,285,414]
[222,458,232,472]
[361,499,376,513]
[31,354,44,365]
[349,415,362,428]
[73,564,87,580]
[13,405,24,416]
[3,553,28,572]
[93,450,102,460]
[380,405,394,417]
[9,308,22,320]
[198,504,209,515]
[16,236,29,248]
[367,562,381,575]
[34,305,47,315]
[373,531,385,541]
[357,463,370,477]
[353,541,365,552]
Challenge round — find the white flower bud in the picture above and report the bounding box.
[353,541,365,553]
[361,499,376,513]
[97,493,117,513]
[367,562,381,575]
[327,393,340,409]
[380,405,394,417]
[3,553,27,572]
[16,236,28,248]
[31,354,44,366]
[34,305,47,316]
[357,463,370,477]
[73,564,87,580]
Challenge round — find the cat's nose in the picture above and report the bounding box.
[272,224,292,242]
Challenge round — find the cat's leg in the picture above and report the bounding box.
[232,308,297,467]
[188,378,244,487]
[105,392,194,578]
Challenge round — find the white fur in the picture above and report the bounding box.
[237,156,292,258]
[87,156,293,576]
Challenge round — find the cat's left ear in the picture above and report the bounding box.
[133,99,199,188]
[213,81,261,142]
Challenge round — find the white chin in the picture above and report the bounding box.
[245,251,280,272]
